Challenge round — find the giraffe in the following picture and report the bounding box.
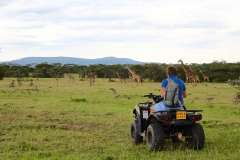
[16,77,23,87]
[196,75,200,83]
[125,66,142,84]
[64,73,76,81]
[188,65,199,84]
[178,60,191,82]
[199,70,209,82]
[88,72,96,87]
[116,72,126,83]
[178,60,197,85]
[79,71,87,81]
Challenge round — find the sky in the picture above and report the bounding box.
[0,0,240,63]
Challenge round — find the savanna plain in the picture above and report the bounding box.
[0,78,239,160]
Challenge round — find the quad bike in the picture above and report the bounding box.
[130,93,205,151]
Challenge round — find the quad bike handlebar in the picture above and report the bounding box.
[143,93,164,103]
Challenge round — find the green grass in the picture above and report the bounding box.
[0,78,240,160]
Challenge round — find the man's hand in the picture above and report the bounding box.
[160,87,166,97]
[183,91,187,98]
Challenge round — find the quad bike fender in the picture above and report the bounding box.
[147,114,161,124]
[133,105,140,116]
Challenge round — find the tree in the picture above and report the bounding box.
[0,66,5,80]
[0,62,239,82]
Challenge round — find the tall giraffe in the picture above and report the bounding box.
[64,73,76,81]
[88,72,96,87]
[178,60,190,82]
[199,70,209,82]
[116,72,126,83]
[178,60,197,84]
[125,66,142,84]
[188,65,199,84]
[196,75,200,83]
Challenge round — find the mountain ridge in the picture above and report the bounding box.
[4,56,144,65]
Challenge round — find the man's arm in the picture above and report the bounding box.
[182,81,187,98]
[160,79,168,97]
[160,87,166,97]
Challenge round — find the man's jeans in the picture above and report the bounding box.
[152,102,182,112]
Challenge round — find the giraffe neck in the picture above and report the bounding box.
[128,68,136,76]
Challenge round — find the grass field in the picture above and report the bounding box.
[0,78,240,160]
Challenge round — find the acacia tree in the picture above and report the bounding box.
[0,66,4,80]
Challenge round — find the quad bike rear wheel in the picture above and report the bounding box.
[146,123,165,151]
[185,123,205,150]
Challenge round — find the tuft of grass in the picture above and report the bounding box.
[70,97,87,103]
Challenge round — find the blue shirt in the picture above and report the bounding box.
[161,75,186,105]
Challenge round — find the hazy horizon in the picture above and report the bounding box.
[1,0,240,63]
[1,56,239,64]
[1,55,239,64]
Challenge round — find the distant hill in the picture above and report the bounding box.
[5,56,144,65]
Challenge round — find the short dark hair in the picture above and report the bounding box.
[167,66,177,76]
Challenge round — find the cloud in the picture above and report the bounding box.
[0,0,240,63]
[0,0,16,6]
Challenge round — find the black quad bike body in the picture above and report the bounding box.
[130,93,205,151]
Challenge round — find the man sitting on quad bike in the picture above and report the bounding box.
[152,66,186,112]
[131,66,205,151]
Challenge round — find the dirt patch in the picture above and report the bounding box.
[105,112,114,116]
[109,88,131,99]
[206,97,215,103]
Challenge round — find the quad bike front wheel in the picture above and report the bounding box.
[185,123,205,150]
[130,121,143,144]
[146,123,165,151]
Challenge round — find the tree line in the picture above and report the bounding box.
[0,61,239,82]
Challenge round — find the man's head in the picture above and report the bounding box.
[167,66,177,76]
